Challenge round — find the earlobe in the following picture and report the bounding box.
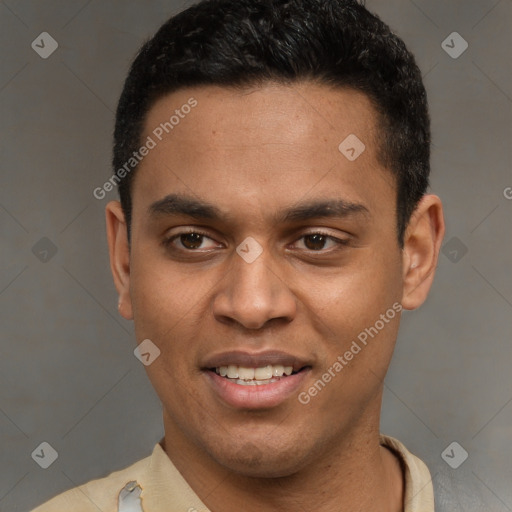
[105,201,133,320]
[401,195,445,311]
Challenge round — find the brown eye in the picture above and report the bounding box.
[303,234,328,251]
[293,232,349,253]
[180,233,204,249]
[163,230,221,254]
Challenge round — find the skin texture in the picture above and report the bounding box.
[106,82,445,512]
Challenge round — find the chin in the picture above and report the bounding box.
[209,439,311,479]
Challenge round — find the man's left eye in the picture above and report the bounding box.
[294,233,346,251]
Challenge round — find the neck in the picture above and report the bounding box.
[161,415,404,512]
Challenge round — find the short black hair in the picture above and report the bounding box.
[113,0,430,246]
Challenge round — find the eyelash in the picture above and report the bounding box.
[162,229,350,254]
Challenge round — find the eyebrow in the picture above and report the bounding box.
[148,193,369,223]
[149,194,222,219]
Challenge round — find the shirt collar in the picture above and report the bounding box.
[133,436,434,511]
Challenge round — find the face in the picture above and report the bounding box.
[107,82,441,478]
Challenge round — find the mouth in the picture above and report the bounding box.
[202,351,312,409]
[210,364,300,385]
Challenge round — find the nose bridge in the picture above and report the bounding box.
[212,243,296,329]
[234,251,277,303]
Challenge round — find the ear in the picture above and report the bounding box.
[105,201,133,320]
[401,194,445,310]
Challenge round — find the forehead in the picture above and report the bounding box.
[132,82,394,223]
[144,81,379,153]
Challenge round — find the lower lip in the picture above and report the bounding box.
[204,369,310,409]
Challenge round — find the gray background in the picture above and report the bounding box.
[0,1,510,511]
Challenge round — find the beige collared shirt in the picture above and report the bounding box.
[32,434,435,511]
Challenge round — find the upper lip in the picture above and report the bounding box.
[202,350,311,372]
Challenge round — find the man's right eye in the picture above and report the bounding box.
[162,230,221,252]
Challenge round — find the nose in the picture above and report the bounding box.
[212,247,297,330]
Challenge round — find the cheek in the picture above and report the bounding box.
[129,250,210,337]
[298,247,403,396]
[128,261,208,405]
[304,248,402,330]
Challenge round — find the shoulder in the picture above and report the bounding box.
[380,435,498,512]
[31,452,151,512]
[380,434,435,512]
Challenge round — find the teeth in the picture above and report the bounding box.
[234,378,279,386]
[272,364,284,377]
[254,365,273,380]
[238,367,255,380]
[227,365,239,379]
[216,364,297,382]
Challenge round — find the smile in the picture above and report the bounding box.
[202,351,312,408]
[214,364,294,385]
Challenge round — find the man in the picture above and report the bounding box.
[33,0,444,510]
